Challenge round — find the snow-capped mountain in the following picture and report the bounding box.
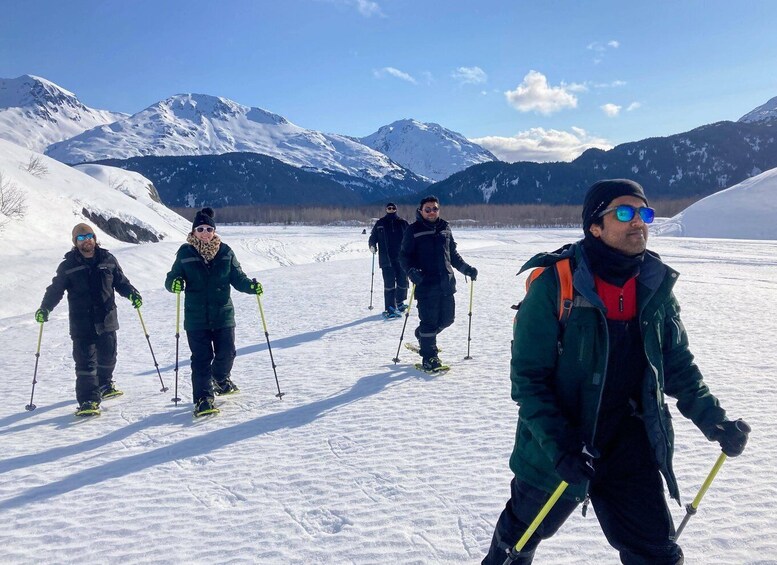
[738,96,777,124]
[360,118,497,182]
[45,93,420,185]
[0,75,126,152]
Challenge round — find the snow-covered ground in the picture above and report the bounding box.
[1,225,775,564]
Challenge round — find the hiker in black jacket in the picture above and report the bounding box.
[399,195,477,371]
[36,223,141,415]
[368,202,409,318]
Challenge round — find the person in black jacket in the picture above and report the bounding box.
[399,196,477,371]
[36,223,142,415]
[165,208,263,417]
[368,202,409,318]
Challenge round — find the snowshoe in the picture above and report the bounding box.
[382,308,402,320]
[214,378,239,396]
[397,303,409,313]
[415,356,450,374]
[75,401,101,417]
[194,398,220,417]
[100,382,124,399]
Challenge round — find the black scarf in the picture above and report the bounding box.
[582,233,644,286]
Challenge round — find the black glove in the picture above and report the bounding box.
[554,444,598,485]
[407,268,423,285]
[710,419,750,457]
[465,266,478,281]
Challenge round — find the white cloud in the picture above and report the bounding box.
[592,80,626,88]
[504,71,578,115]
[323,0,384,17]
[607,40,620,48]
[373,67,417,84]
[626,102,641,111]
[451,66,487,85]
[601,103,622,117]
[471,127,612,163]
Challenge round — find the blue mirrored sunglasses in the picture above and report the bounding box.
[76,233,95,241]
[598,204,655,224]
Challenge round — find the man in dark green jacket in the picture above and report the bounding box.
[483,180,750,564]
[165,208,263,416]
[37,223,142,416]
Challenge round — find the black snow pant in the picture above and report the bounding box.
[414,289,455,359]
[187,327,236,404]
[381,263,408,311]
[482,416,683,565]
[72,330,117,405]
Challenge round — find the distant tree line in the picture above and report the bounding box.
[172,198,698,228]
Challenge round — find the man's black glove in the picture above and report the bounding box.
[710,419,750,457]
[464,265,478,281]
[407,268,423,285]
[554,444,598,485]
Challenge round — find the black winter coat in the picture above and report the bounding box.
[399,210,471,298]
[40,246,137,338]
[368,213,409,268]
[164,242,254,332]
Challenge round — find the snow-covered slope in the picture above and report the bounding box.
[653,167,777,239]
[45,93,416,183]
[0,138,189,254]
[738,95,777,123]
[360,118,497,181]
[0,75,126,152]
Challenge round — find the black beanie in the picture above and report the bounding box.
[192,207,216,231]
[386,202,396,208]
[582,179,648,232]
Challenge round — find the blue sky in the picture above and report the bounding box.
[3,0,777,162]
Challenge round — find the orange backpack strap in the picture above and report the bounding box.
[525,266,546,292]
[555,258,574,324]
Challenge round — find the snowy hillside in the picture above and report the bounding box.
[738,95,777,123]
[653,167,777,239]
[0,139,189,315]
[44,93,419,184]
[1,224,775,564]
[360,118,497,182]
[0,75,125,152]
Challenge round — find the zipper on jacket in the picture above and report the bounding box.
[582,494,591,517]
[582,308,609,512]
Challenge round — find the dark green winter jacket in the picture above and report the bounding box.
[509,242,726,503]
[164,242,254,332]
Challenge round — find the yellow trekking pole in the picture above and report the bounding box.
[25,322,45,411]
[136,308,168,392]
[255,286,285,399]
[172,291,182,405]
[673,419,750,541]
[464,279,475,360]
[392,284,416,363]
[502,481,569,565]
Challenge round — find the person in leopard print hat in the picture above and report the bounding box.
[165,207,264,416]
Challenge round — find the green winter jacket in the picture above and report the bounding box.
[165,242,254,332]
[509,242,726,503]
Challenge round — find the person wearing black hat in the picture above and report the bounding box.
[368,202,410,319]
[481,179,750,564]
[36,223,142,416]
[399,196,478,371]
[165,208,264,417]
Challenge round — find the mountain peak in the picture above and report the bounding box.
[0,75,126,151]
[0,74,80,110]
[360,118,497,181]
[738,96,777,123]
